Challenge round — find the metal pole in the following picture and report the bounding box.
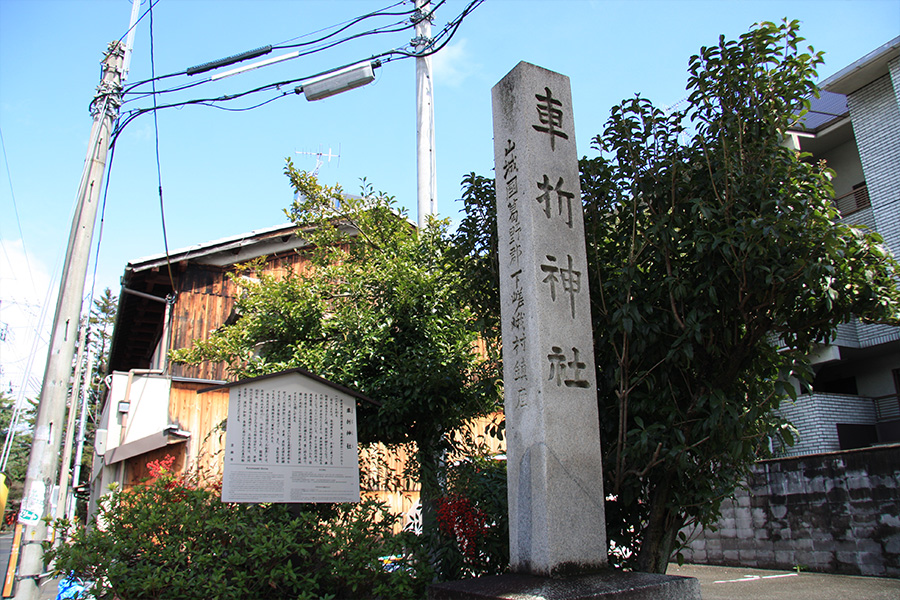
[121,0,143,78]
[415,0,436,230]
[54,325,89,531]
[12,40,125,600]
[67,351,95,522]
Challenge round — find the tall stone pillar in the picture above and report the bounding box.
[492,61,606,577]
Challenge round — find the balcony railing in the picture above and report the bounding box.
[834,183,870,217]
[874,393,900,421]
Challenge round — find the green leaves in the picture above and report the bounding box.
[171,169,501,555]
[581,19,899,572]
[48,477,428,600]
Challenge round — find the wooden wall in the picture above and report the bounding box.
[168,251,312,381]
[124,443,187,488]
[168,381,230,482]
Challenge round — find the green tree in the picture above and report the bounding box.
[0,391,37,520]
[172,165,500,535]
[455,20,900,573]
[79,289,117,473]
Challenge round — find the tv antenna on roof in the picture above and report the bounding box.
[296,145,341,176]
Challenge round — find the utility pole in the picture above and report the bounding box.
[12,40,126,600]
[414,0,436,229]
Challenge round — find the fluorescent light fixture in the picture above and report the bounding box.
[210,50,301,81]
[301,62,376,102]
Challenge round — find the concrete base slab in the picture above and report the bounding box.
[428,571,701,600]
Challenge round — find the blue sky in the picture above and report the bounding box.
[1,0,899,399]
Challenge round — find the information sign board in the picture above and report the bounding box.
[211,370,368,503]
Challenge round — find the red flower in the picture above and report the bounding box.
[435,494,489,560]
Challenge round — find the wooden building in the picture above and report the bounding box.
[89,223,504,527]
[90,223,315,514]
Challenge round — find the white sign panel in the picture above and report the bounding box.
[221,375,360,503]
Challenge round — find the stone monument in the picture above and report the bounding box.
[429,62,700,600]
[493,61,607,577]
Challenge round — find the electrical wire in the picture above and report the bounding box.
[109,0,482,147]
[119,14,413,106]
[122,15,415,102]
[117,0,160,47]
[122,0,422,95]
[0,125,38,301]
[382,0,482,61]
[148,1,177,293]
[273,0,418,49]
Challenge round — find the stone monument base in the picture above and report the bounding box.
[428,570,701,600]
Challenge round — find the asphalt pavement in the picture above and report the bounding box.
[669,563,900,599]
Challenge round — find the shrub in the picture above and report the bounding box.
[46,457,429,600]
[431,455,508,579]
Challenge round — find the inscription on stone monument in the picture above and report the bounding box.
[492,61,607,577]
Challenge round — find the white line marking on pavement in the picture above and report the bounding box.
[713,573,798,583]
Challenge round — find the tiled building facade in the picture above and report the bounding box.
[681,39,900,577]
[778,37,900,457]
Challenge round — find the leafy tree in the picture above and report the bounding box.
[78,290,117,474]
[87,288,116,377]
[53,288,118,523]
[172,165,500,535]
[455,20,900,573]
[0,391,37,519]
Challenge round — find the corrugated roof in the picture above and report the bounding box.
[127,222,302,272]
[792,90,849,132]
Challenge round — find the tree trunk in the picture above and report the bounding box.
[634,473,683,573]
[416,438,444,538]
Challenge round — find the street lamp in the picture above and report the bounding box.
[297,61,378,102]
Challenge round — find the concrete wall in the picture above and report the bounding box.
[823,138,866,198]
[681,445,900,577]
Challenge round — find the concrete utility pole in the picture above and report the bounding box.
[414,0,436,229]
[13,40,126,600]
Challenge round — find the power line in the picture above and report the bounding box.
[148,0,177,293]
[121,16,415,103]
[273,0,419,50]
[0,125,38,301]
[116,0,161,48]
[110,0,482,146]
[122,0,423,96]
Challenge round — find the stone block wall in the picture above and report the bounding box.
[680,444,900,577]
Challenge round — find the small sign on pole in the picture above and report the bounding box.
[200,369,378,504]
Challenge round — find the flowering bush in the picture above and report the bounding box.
[431,456,509,578]
[47,456,429,600]
[145,454,176,479]
[436,494,488,560]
